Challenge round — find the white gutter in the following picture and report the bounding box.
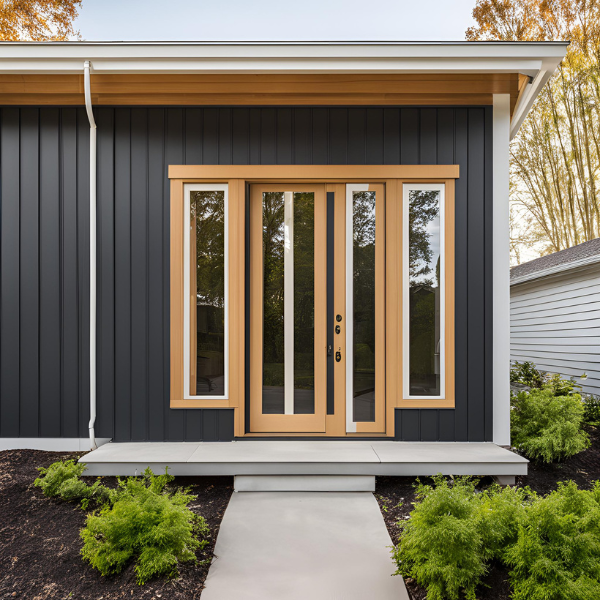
[84,60,98,451]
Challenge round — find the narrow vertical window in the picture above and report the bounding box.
[184,184,228,399]
[261,191,316,415]
[403,184,445,398]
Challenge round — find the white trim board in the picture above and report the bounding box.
[493,94,511,446]
[0,438,111,452]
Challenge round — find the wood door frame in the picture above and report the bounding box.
[169,165,459,438]
[249,184,328,433]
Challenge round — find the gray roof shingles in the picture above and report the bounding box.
[510,237,600,281]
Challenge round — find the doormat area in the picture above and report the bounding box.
[0,449,233,599]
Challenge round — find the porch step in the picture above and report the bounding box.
[234,475,375,492]
[80,440,528,478]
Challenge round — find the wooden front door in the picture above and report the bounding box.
[248,182,386,434]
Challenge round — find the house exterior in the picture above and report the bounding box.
[0,41,567,455]
[511,238,600,397]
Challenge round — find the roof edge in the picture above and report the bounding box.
[510,253,600,286]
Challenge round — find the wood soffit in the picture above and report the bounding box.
[0,73,521,114]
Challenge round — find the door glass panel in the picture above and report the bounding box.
[293,193,315,414]
[262,192,285,413]
[408,188,442,396]
[352,190,376,422]
[262,191,315,415]
[189,190,225,396]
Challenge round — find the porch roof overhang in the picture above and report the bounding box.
[0,40,568,137]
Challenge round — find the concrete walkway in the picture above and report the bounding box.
[201,492,409,600]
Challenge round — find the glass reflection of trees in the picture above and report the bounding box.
[261,192,315,415]
[408,190,441,397]
[191,191,225,395]
[293,193,315,414]
[353,191,376,422]
[262,192,285,401]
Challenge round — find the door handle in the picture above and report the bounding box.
[327,344,333,357]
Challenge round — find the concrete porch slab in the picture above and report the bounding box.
[80,440,528,477]
[201,492,409,600]
[188,440,380,463]
[371,442,528,476]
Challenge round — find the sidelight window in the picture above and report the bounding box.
[403,183,445,399]
[184,183,228,399]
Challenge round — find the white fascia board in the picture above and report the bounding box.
[0,41,568,75]
[0,58,548,75]
[510,57,562,138]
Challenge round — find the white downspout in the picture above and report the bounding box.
[84,61,98,451]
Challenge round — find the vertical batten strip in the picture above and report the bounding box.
[284,191,294,415]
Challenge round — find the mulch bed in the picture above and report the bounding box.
[375,426,600,600]
[0,450,233,600]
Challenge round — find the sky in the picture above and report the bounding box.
[74,0,477,41]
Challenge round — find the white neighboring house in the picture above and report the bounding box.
[510,238,600,397]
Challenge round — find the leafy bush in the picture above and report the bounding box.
[81,468,209,585]
[543,372,581,396]
[511,388,590,462]
[392,477,530,600]
[393,477,485,600]
[477,483,531,561]
[583,395,600,427]
[35,459,87,497]
[505,481,600,600]
[510,361,584,397]
[35,459,115,509]
[511,361,543,388]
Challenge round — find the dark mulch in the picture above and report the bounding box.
[0,449,233,600]
[375,426,600,600]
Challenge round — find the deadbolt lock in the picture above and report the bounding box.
[335,325,341,334]
[335,351,341,362]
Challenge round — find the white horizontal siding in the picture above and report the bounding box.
[510,265,600,397]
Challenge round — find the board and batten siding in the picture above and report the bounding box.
[0,106,493,442]
[511,265,600,396]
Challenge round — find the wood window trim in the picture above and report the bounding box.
[169,166,459,438]
[395,179,456,408]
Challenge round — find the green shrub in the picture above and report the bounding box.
[543,372,581,396]
[392,477,486,600]
[477,483,532,561]
[510,361,584,397]
[510,361,543,388]
[34,459,87,497]
[511,388,590,462]
[35,459,115,509]
[505,481,600,600]
[81,468,209,585]
[583,395,600,427]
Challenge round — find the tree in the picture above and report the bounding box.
[0,0,82,41]
[468,0,600,260]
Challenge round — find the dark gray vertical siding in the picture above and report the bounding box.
[61,109,80,437]
[0,106,492,442]
[19,109,40,437]
[1,109,21,437]
[39,109,61,437]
